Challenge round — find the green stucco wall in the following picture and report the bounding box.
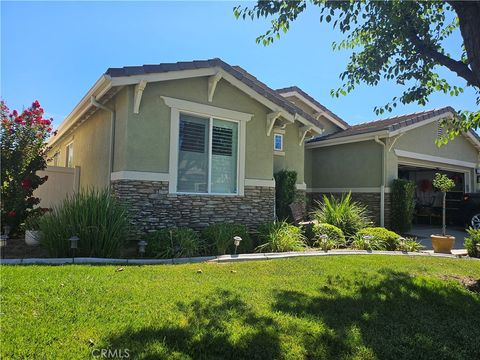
[47,109,111,189]
[307,140,383,188]
[273,126,305,183]
[125,76,305,183]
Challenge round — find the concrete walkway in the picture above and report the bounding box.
[1,249,476,265]
[406,225,468,250]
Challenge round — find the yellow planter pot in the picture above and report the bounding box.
[430,234,455,254]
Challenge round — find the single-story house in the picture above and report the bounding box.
[44,58,480,231]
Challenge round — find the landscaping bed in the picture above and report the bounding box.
[2,256,479,359]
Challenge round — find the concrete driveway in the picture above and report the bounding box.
[406,224,468,250]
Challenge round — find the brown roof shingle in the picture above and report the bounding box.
[106,58,323,130]
[309,106,456,142]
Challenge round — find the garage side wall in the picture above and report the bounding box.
[306,140,387,225]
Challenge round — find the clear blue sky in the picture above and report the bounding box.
[1,1,477,128]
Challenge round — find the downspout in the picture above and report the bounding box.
[90,96,115,188]
[374,136,386,227]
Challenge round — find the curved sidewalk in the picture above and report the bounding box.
[0,249,474,265]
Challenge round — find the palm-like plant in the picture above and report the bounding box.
[312,192,371,238]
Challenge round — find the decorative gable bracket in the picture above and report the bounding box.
[266,111,283,136]
[208,72,223,102]
[298,126,312,145]
[133,80,148,114]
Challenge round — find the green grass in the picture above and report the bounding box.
[1,256,480,359]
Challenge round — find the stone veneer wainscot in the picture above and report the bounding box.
[111,180,275,233]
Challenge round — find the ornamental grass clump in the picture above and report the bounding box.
[202,223,252,255]
[39,188,129,257]
[312,192,371,239]
[256,221,306,252]
[144,228,203,259]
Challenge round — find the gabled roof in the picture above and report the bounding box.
[311,107,456,142]
[276,86,350,129]
[106,58,323,130]
[50,59,333,147]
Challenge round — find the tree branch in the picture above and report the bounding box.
[407,31,479,88]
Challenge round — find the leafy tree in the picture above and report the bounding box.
[1,100,54,234]
[234,1,480,142]
[432,173,455,236]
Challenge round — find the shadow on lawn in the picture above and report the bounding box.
[104,289,281,360]
[273,269,480,359]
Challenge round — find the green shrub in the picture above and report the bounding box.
[256,221,306,252]
[391,179,415,233]
[202,223,252,255]
[312,192,371,238]
[312,223,346,249]
[144,228,203,259]
[465,227,480,258]
[274,169,297,221]
[357,227,401,251]
[39,189,129,257]
[397,238,425,252]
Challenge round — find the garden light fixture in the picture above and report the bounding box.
[68,236,80,263]
[233,236,242,255]
[138,240,148,257]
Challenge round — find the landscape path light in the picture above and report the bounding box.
[233,236,242,255]
[138,240,148,257]
[68,236,80,263]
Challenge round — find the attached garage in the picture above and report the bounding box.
[305,107,480,228]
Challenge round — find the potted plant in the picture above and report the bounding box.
[431,173,456,253]
[24,213,43,246]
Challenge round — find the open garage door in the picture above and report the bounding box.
[398,164,466,226]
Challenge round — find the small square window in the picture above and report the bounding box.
[274,133,283,151]
[65,143,73,168]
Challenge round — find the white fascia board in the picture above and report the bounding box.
[394,149,477,168]
[465,131,480,151]
[109,68,218,86]
[161,96,253,122]
[305,130,389,149]
[279,91,349,130]
[48,74,112,147]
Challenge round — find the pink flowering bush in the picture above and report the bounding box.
[1,100,54,234]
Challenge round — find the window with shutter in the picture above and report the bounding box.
[176,113,238,194]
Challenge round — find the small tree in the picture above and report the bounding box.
[432,173,455,236]
[1,100,54,234]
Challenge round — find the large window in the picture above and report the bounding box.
[177,113,238,194]
[65,143,73,168]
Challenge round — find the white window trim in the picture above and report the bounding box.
[163,97,250,196]
[274,133,283,152]
[65,142,74,168]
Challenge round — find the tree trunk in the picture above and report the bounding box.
[449,1,480,89]
[442,192,446,237]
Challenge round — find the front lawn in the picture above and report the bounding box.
[1,256,479,359]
